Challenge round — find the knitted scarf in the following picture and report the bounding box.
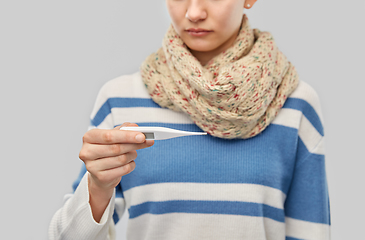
[140,15,299,139]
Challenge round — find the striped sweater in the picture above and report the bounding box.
[49,72,331,240]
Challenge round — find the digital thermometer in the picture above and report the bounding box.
[120,126,207,140]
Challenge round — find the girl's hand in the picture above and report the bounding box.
[79,122,154,222]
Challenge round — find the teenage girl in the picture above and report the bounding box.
[50,1,330,239]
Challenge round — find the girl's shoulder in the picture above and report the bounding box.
[287,80,324,122]
[290,80,322,106]
[89,72,150,128]
[98,71,149,99]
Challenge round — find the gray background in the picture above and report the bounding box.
[1,1,364,239]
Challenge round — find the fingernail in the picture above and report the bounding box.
[135,133,145,142]
[146,140,155,146]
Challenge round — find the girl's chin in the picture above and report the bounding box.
[184,41,217,53]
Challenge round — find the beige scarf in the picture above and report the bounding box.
[140,15,298,139]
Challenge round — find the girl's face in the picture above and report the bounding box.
[166,0,247,64]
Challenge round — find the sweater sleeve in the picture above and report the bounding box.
[49,79,128,240]
[49,172,117,240]
[284,86,331,240]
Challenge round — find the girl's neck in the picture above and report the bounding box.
[189,49,215,66]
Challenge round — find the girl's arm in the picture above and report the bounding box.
[49,76,154,240]
[48,170,117,240]
[284,85,331,239]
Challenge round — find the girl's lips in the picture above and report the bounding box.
[185,28,213,37]
[186,31,211,37]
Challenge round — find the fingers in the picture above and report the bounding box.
[86,151,137,173]
[115,122,138,129]
[83,128,146,145]
[79,122,155,189]
[80,139,153,160]
[105,160,136,178]
[84,122,144,145]
[90,160,136,187]
[117,123,154,146]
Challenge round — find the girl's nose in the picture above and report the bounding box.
[186,1,207,23]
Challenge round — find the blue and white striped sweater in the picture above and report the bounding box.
[71,72,330,240]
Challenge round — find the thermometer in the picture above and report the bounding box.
[120,126,207,140]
